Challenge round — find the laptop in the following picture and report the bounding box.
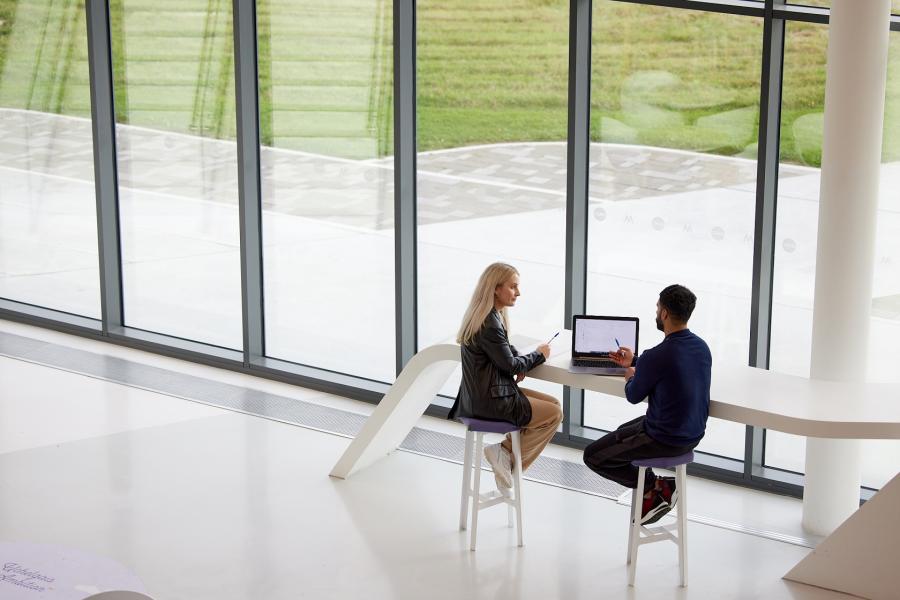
[568,315,639,375]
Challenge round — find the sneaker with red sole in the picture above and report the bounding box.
[639,490,671,525]
[657,476,678,508]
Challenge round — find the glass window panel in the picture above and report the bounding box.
[585,3,762,460]
[112,0,242,349]
[416,0,569,405]
[789,1,900,15]
[260,0,396,381]
[0,2,100,317]
[768,26,900,489]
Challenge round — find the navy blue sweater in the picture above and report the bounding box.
[626,329,712,446]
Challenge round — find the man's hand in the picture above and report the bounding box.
[516,372,526,383]
[537,343,551,360]
[623,366,635,381]
[608,346,634,367]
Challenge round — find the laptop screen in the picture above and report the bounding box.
[573,316,639,356]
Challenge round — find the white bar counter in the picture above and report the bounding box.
[331,329,900,481]
[537,331,900,440]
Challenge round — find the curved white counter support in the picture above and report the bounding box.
[330,344,460,479]
[331,336,900,479]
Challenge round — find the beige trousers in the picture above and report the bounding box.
[500,387,563,471]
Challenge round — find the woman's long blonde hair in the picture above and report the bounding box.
[456,262,518,345]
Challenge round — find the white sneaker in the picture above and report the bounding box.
[484,443,513,490]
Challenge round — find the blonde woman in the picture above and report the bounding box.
[448,262,563,492]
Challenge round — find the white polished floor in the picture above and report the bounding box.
[0,321,858,600]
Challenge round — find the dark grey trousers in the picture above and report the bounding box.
[582,415,697,492]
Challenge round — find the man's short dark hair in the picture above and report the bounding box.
[659,284,696,323]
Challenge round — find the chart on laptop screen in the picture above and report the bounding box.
[575,319,637,354]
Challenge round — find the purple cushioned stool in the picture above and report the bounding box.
[458,418,524,550]
[459,418,519,434]
[627,451,693,587]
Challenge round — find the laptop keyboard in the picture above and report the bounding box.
[573,358,620,368]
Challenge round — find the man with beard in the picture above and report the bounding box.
[582,284,712,524]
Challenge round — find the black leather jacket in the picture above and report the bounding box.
[448,309,546,427]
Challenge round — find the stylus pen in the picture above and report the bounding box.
[547,331,560,344]
[615,337,621,348]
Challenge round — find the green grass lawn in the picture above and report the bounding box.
[418,0,899,165]
[0,0,897,165]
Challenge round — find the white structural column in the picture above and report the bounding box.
[804,0,891,536]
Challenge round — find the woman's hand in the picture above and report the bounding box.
[515,372,526,383]
[537,343,551,359]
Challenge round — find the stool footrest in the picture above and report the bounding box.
[632,520,679,533]
[477,493,511,510]
[637,529,677,545]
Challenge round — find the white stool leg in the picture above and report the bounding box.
[626,486,638,564]
[511,431,524,547]
[628,467,646,586]
[507,436,513,528]
[469,432,484,551]
[677,464,689,587]
[459,430,474,531]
